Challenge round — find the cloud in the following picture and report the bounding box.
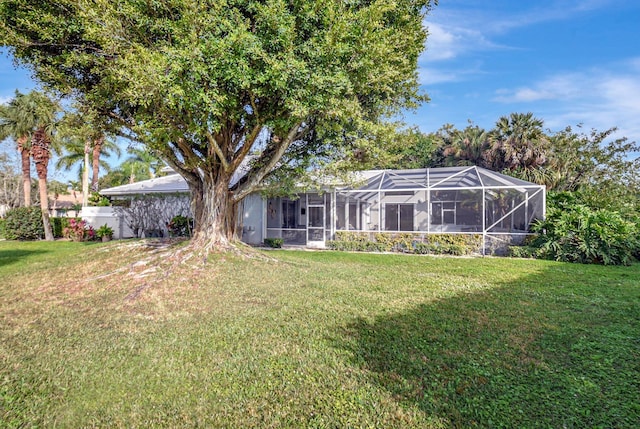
[492,74,586,103]
[493,61,640,142]
[421,1,615,63]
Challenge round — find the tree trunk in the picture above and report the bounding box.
[83,140,90,207]
[31,128,54,241]
[91,136,103,191]
[189,173,240,252]
[18,136,31,206]
[38,177,54,240]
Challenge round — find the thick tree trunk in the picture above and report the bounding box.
[18,136,31,206]
[189,173,240,251]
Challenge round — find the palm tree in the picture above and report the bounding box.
[489,112,548,172]
[442,125,490,167]
[0,91,38,206]
[56,136,120,191]
[22,91,60,240]
[57,108,121,205]
[122,146,165,183]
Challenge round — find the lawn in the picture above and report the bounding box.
[1,240,639,428]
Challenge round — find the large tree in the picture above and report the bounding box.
[1,0,434,250]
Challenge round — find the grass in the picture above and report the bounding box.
[0,240,639,428]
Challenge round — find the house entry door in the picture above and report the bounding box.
[307,205,325,246]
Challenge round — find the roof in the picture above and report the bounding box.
[100,173,189,196]
[101,166,544,197]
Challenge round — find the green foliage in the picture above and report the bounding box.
[51,217,78,238]
[527,192,640,265]
[0,217,5,239]
[167,215,193,238]
[3,206,44,240]
[95,224,114,239]
[88,192,110,206]
[264,237,284,248]
[328,231,482,256]
[62,218,96,242]
[0,0,435,243]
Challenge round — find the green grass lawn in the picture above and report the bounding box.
[1,240,639,428]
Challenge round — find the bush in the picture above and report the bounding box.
[51,217,79,238]
[328,232,483,256]
[264,238,284,248]
[529,192,640,265]
[62,218,96,242]
[95,224,114,239]
[167,215,193,237]
[3,207,44,240]
[0,218,5,239]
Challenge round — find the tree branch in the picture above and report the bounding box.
[232,121,304,202]
[205,131,230,172]
[229,122,262,172]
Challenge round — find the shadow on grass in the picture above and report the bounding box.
[336,266,640,428]
[0,249,50,267]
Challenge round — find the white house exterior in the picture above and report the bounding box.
[97,166,546,251]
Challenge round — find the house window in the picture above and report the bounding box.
[282,199,298,228]
[385,203,413,231]
[432,202,456,225]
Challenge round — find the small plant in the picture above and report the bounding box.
[95,224,114,241]
[62,218,96,242]
[264,237,284,248]
[167,215,193,237]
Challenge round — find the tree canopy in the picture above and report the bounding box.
[1,0,435,249]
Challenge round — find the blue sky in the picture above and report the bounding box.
[410,0,640,144]
[1,0,640,181]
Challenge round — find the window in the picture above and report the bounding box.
[282,200,298,228]
[432,202,456,225]
[385,203,413,231]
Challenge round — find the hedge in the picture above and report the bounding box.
[3,206,44,240]
[327,231,482,256]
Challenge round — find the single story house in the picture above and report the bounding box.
[96,166,545,253]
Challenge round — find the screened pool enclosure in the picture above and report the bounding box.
[264,166,546,253]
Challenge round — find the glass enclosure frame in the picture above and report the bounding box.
[265,166,546,253]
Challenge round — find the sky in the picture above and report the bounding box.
[410,0,640,143]
[1,0,640,182]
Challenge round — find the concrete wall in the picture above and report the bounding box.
[81,206,135,239]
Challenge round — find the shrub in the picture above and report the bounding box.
[530,192,640,265]
[0,217,5,239]
[264,238,284,248]
[51,217,78,238]
[62,218,96,242]
[167,215,193,237]
[3,207,44,240]
[88,192,110,206]
[95,224,114,239]
[328,232,483,256]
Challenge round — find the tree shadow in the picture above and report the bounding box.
[0,249,50,267]
[335,266,639,428]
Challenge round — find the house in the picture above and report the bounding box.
[96,166,545,253]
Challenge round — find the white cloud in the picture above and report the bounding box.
[493,62,640,143]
